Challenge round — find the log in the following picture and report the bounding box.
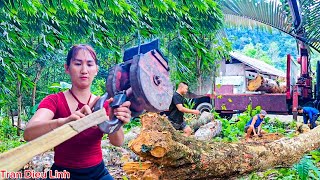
[194,120,222,141]
[247,74,263,91]
[247,75,286,93]
[122,161,157,180]
[296,122,311,134]
[257,77,280,93]
[126,113,320,179]
[189,112,214,132]
[278,81,287,93]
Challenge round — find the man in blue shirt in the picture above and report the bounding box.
[297,106,319,129]
[244,110,267,142]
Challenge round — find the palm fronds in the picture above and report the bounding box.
[301,0,320,51]
[222,0,320,53]
[222,0,292,33]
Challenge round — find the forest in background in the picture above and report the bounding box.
[225,27,320,72]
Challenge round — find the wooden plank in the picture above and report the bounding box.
[0,109,107,173]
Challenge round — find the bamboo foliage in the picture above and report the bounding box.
[0,0,228,117]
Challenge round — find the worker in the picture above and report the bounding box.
[244,110,267,142]
[167,82,200,137]
[24,44,131,179]
[297,106,319,129]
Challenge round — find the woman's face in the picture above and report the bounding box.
[65,49,98,89]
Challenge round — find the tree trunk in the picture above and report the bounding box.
[189,112,214,132]
[247,75,263,91]
[248,75,285,93]
[194,121,222,141]
[257,77,280,93]
[17,80,22,136]
[278,81,287,93]
[196,55,202,94]
[9,107,14,125]
[32,65,44,106]
[211,61,216,108]
[126,113,320,179]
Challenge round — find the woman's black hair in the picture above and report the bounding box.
[66,44,97,66]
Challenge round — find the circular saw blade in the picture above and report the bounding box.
[130,50,173,112]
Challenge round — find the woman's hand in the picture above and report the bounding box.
[104,97,131,125]
[106,99,131,146]
[61,105,91,124]
[112,101,131,125]
[60,96,100,125]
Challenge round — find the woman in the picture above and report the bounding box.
[24,44,131,179]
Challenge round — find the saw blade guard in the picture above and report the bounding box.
[106,49,173,116]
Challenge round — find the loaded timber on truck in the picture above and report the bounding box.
[192,0,320,121]
[214,52,289,116]
[193,47,319,120]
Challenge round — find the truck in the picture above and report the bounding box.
[193,44,319,120]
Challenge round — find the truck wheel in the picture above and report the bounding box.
[196,103,212,113]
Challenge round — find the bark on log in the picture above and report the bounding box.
[257,77,280,93]
[278,81,287,93]
[126,113,320,179]
[248,75,286,93]
[194,120,222,141]
[247,75,263,91]
[189,112,214,132]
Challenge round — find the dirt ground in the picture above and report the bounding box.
[240,133,285,144]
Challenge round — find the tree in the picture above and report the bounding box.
[241,43,274,65]
[126,113,320,179]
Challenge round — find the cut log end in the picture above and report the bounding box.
[123,162,155,180]
[247,75,263,91]
[150,146,167,158]
[247,75,286,93]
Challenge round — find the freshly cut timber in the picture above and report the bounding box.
[189,111,214,132]
[278,81,287,93]
[125,113,320,179]
[247,74,263,91]
[194,121,222,141]
[257,77,280,93]
[247,75,286,93]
